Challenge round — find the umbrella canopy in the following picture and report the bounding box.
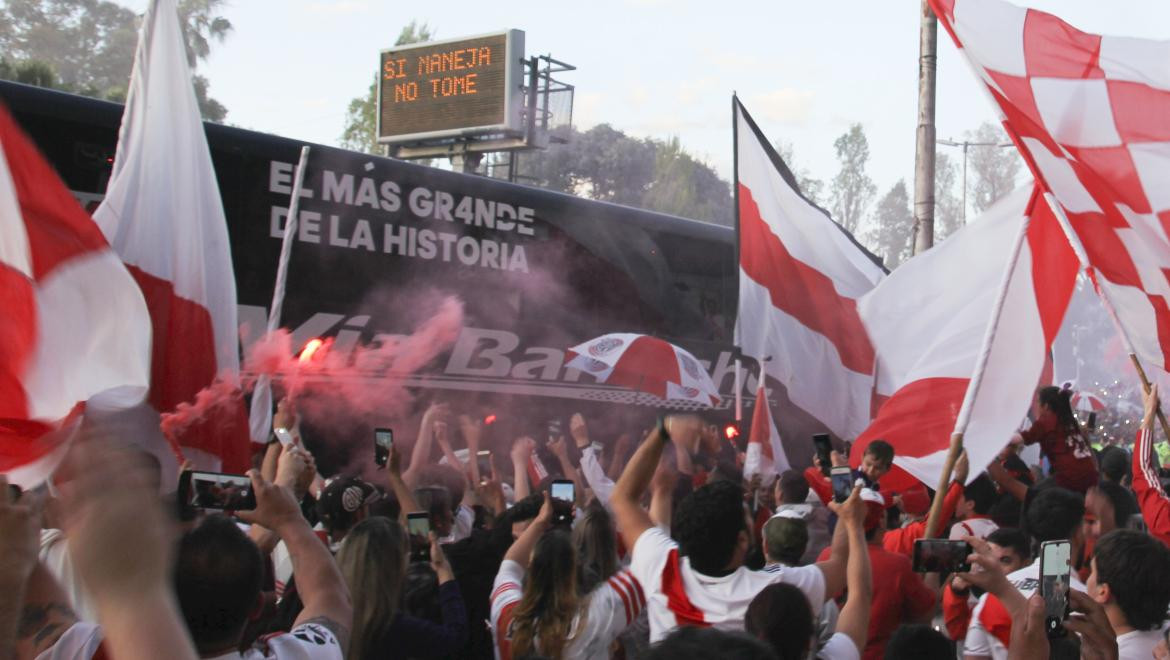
[1071,391,1106,412]
[565,333,720,407]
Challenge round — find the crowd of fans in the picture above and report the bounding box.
[6,383,1170,660]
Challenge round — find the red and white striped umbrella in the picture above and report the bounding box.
[1071,391,1106,413]
[564,333,720,407]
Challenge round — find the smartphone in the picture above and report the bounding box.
[830,466,853,503]
[1040,540,1072,638]
[547,419,563,444]
[178,470,256,512]
[813,433,833,476]
[912,539,973,573]
[406,512,431,562]
[273,427,295,447]
[374,427,393,468]
[476,450,492,481]
[551,478,575,525]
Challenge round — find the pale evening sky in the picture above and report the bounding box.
[119,0,1170,225]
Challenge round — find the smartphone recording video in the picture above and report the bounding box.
[374,427,393,468]
[407,512,431,562]
[830,466,853,503]
[547,419,563,443]
[179,470,256,513]
[273,427,295,448]
[912,539,973,573]
[1040,540,1072,638]
[551,479,575,525]
[813,433,833,476]
[476,450,492,481]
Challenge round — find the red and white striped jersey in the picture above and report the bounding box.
[628,526,826,643]
[489,559,644,660]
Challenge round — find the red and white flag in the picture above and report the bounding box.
[931,0,1170,377]
[853,187,1078,491]
[0,105,151,486]
[733,98,885,440]
[93,0,248,472]
[743,372,791,480]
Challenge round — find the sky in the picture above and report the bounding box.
[120,0,1170,222]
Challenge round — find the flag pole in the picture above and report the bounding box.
[912,0,938,256]
[248,145,311,442]
[925,189,1035,538]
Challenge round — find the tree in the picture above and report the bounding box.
[776,141,826,207]
[339,20,433,154]
[829,124,877,234]
[0,0,233,121]
[868,180,914,267]
[515,124,732,226]
[967,121,1022,215]
[934,150,963,241]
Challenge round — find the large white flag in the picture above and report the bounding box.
[733,97,885,441]
[93,0,248,472]
[853,186,1078,490]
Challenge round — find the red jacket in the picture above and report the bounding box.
[942,582,974,641]
[819,543,936,660]
[882,481,963,558]
[1021,410,1098,492]
[1134,425,1170,547]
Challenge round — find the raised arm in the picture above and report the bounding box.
[0,477,41,659]
[510,437,535,502]
[612,420,674,547]
[814,497,852,599]
[58,442,198,660]
[1134,384,1170,546]
[385,447,421,521]
[405,403,447,488]
[238,470,352,643]
[503,493,554,568]
[832,486,870,652]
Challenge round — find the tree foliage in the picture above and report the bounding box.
[776,141,826,207]
[0,0,233,121]
[515,124,733,226]
[867,179,914,268]
[967,121,1022,215]
[829,124,877,234]
[934,150,963,241]
[339,20,433,154]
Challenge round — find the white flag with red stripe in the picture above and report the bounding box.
[733,98,885,440]
[743,375,791,479]
[931,0,1170,380]
[0,105,151,486]
[852,187,1078,491]
[93,0,248,472]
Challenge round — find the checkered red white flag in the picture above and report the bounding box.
[931,0,1170,374]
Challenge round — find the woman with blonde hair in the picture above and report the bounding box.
[489,493,644,660]
[336,517,467,660]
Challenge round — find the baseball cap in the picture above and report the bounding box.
[860,488,886,532]
[317,476,381,532]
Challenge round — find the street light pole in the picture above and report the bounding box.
[937,138,1013,224]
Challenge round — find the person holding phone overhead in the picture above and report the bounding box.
[489,492,644,660]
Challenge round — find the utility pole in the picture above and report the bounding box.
[912,0,938,256]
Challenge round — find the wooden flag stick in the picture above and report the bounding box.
[1129,353,1170,448]
[924,432,964,539]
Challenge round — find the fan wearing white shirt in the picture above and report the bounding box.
[1085,529,1170,660]
[610,415,850,643]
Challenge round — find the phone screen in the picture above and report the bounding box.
[813,433,833,476]
[830,466,853,503]
[374,428,393,467]
[547,419,563,443]
[181,471,255,511]
[913,539,973,573]
[551,479,574,525]
[407,513,431,562]
[273,427,295,447]
[476,450,492,480]
[1040,540,1072,638]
